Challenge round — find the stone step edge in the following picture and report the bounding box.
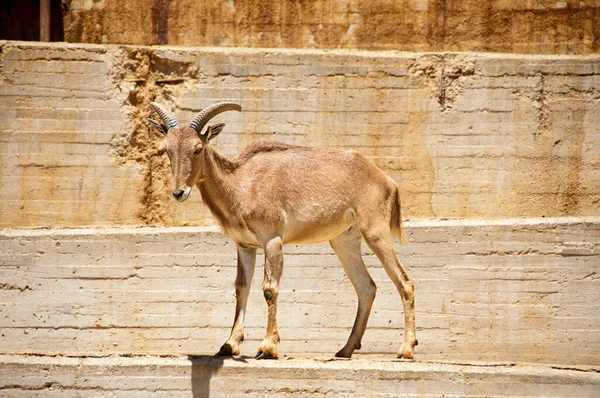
[3,39,600,61]
[1,354,598,377]
[1,216,599,238]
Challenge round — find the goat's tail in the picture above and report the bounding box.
[391,185,408,244]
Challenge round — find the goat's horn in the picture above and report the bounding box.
[150,102,179,130]
[189,102,241,134]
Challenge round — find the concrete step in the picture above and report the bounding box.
[1,354,598,397]
[1,218,599,367]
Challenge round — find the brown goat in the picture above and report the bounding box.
[148,102,417,360]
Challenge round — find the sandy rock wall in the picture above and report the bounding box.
[1,41,599,227]
[1,219,598,366]
[62,0,600,54]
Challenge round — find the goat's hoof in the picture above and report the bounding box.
[334,348,353,358]
[217,348,231,357]
[335,341,360,358]
[216,344,234,357]
[334,351,352,359]
[255,350,278,360]
[397,345,415,360]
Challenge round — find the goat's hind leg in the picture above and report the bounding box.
[330,225,377,358]
[218,245,256,356]
[360,223,417,359]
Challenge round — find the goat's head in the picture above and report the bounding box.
[147,102,241,202]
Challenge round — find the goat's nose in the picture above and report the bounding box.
[172,189,185,199]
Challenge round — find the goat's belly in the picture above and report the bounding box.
[282,209,356,245]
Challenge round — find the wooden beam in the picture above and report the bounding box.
[40,0,51,42]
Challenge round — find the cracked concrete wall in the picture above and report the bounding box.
[1,42,599,227]
[1,220,598,365]
[62,0,600,54]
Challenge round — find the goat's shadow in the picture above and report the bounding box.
[187,354,250,397]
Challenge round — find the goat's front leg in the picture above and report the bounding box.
[218,245,256,356]
[256,236,283,359]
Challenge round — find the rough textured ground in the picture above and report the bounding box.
[1,355,598,397]
[62,0,600,54]
[1,219,598,366]
[1,41,599,227]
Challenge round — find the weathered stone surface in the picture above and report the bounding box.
[62,0,600,54]
[1,42,599,227]
[1,219,598,366]
[0,354,598,397]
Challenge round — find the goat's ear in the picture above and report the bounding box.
[205,123,225,142]
[148,118,168,135]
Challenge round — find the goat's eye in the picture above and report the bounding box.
[194,147,202,155]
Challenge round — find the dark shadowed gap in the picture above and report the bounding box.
[50,0,64,41]
[0,0,63,41]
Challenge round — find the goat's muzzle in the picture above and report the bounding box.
[172,186,191,202]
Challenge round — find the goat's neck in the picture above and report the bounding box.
[197,146,240,226]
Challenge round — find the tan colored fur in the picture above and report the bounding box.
[157,124,417,359]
